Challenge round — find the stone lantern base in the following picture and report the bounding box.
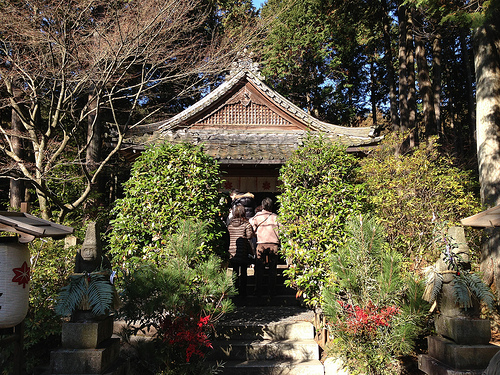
[419,316,500,375]
[50,315,128,375]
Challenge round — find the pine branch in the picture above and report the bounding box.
[464,273,495,310]
[452,274,473,309]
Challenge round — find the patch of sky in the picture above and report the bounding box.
[252,0,266,9]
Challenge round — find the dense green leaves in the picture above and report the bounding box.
[278,135,367,307]
[108,142,227,273]
[259,0,390,125]
[358,134,481,263]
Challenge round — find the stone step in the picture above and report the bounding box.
[210,338,320,361]
[427,335,500,369]
[216,359,325,375]
[230,294,301,307]
[243,281,296,295]
[50,338,120,374]
[215,321,315,341]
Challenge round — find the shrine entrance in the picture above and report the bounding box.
[122,57,381,204]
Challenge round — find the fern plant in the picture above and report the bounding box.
[423,223,495,311]
[55,272,115,317]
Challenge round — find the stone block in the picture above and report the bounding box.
[419,354,484,375]
[427,336,500,369]
[50,337,120,374]
[435,315,491,345]
[324,357,350,375]
[62,315,114,349]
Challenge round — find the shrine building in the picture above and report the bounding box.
[122,58,382,202]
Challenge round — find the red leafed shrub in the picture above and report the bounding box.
[161,315,213,363]
[323,215,430,374]
[336,300,400,337]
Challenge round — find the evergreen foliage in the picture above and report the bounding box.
[278,135,367,307]
[323,215,429,375]
[54,274,87,317]
[55,273,115,317]
[452,273,495,310]
[118,220,234,374]
[108,142,227,277]
[358,133,481,265]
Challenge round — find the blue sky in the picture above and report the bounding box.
[252,0,266,9]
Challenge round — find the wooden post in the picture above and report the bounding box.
[20,202,30,214]
[0,323,24,375]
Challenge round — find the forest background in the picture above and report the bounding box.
[1,0,498,221]
[1,0,500,373]
[3,0,499,287]
[1,0,499,220]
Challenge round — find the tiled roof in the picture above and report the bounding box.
[162,130,302,164]
[159,129,378,164]
[156,69,380,143]
[121,64,382,163]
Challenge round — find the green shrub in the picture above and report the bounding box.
[25,238,75,372]
[323,215,430,375]
[108,142,227,276]
[358,133,481,266]
[117,220,234,374]
[278,134,367,307]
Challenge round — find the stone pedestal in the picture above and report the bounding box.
[50,315,128,375]
[419,316,500,375]
[419,227,500,374]
[62,315,114,349]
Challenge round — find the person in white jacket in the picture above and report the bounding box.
[250,197,280,297]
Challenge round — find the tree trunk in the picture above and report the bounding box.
[370,60,377,127]
[415,22,436,139]
[460,28,476,156]
[473,12,500,292]
[84,93,103,214]
[382,0,398,132]
[432,32,442,138]
[9,89,24,210]
[407,9,417,147]
[398,2,409,132]
[86,93,102,168]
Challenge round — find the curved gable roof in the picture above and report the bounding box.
[157,69,380,145]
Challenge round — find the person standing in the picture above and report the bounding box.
[251,197,280,297]
[226,190,255,224]
[227,204,255,297]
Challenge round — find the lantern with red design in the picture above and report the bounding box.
[0,238,31,328]
[0,212,73,329]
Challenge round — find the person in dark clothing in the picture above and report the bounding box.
[230,190,255,219]
[227,204,255,297]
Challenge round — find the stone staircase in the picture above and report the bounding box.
[209,264,324,375]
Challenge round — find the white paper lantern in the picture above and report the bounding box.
[0,238,30,328]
